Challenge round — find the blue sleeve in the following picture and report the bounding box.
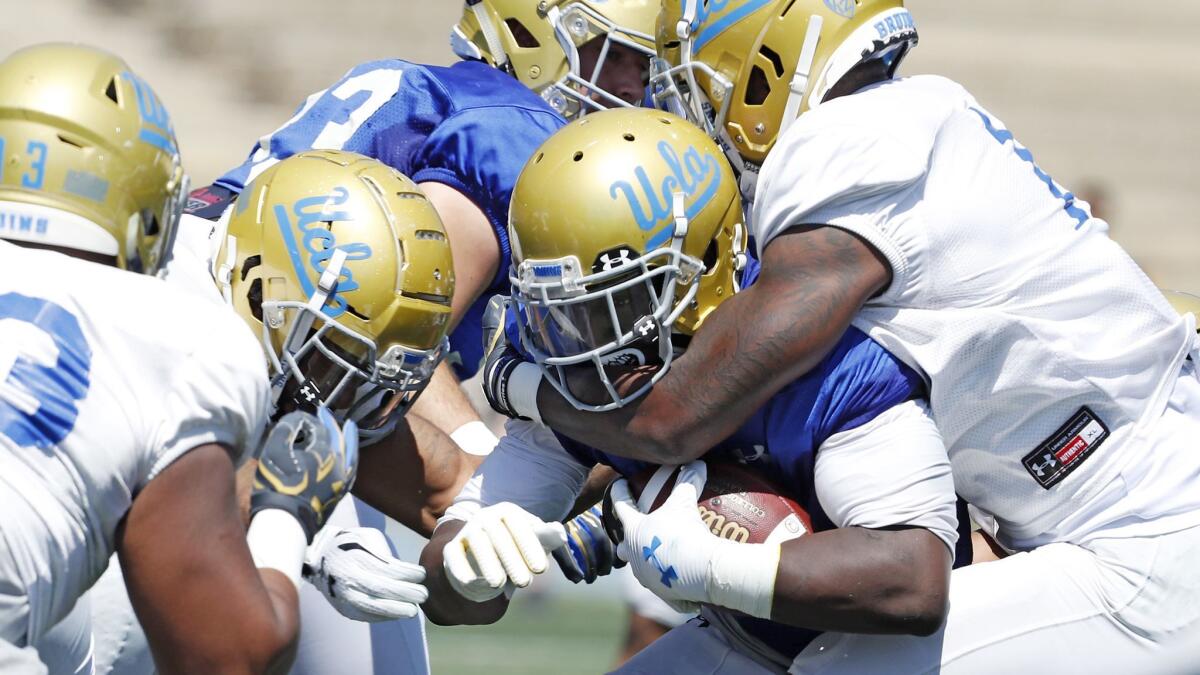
[445,291,493,380]
[213,60,424,192]
[410,105,564,291]
[813,329,924,441]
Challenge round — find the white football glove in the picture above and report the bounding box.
[610,461,780,619]
[442,502,567,603]
[303,527,427,622]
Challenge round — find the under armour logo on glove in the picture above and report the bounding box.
[643,536,679,588]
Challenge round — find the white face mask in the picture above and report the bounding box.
[511,199,704,412]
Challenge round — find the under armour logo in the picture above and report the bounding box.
[593,247,635,273]
[642,536,678,588]
[1029,453,1058,477]
[300,386,318,403]
[633,318,655,338]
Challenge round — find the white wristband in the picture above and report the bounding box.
[246,508,308,590]
[707,542,780,619]
[507,361,544,425]
[450,420,500,456]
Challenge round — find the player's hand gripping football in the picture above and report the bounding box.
[480,294,540,420]
[442,502,567,602]
[606,461,713,613]
[553,503,624,584]
[304,526,428,621]
[251,407,358,542]
[606,460,781,619]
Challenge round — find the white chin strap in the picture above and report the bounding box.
[282,248,348,360]
[779,14,824,137]
[468,0,510,70]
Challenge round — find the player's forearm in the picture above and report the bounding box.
[419,521,510,625]
[771,526,951,636]
[409,361,483,437]
[538,227,888,464]
[355,415,482,537]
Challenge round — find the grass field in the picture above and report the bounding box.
[427,594,626,675]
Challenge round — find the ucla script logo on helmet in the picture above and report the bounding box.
[276,187,373,318]
[608,141,721,249]
[122,71,177,155]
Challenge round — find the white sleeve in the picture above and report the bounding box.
[144,319,270,485]
[751,111,933,301]
[440,419,590,526]
[814,399,959,557]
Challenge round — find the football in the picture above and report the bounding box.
[621,461,812,546]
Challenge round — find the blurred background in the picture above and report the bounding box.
[4,1,1199,673]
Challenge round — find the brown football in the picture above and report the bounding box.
[626,461,812,545]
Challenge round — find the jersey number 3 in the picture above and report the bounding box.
[0,294,92,448]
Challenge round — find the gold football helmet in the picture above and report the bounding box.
[651,0,917,165]
[508,107,744,410]
[0,43,187,273]
[452,0,657,118]
[215,150,455,432]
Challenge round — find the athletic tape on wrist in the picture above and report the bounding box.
[450,420,500,456]
[707,541,780,619]
[246,508,308,590]
[507,362,544,425]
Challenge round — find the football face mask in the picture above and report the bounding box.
[511,201,704,412]
[261,250,445,430]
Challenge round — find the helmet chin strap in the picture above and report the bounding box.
[467,0,511,72]
[671,191,690,247]
[283,248,348,361]
[779,14,824,137]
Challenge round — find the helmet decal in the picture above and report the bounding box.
[274,186,374,318]
[122,71,177,155]
[824,0,855,18]
[608,141,722,248]
[692,0,774,53]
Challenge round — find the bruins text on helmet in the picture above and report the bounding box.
[215,150,455,436]
[508,107,744,410]
[0,43,187,273]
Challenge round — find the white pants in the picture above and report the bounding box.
[611,617,781,675]
[289,498,430,675]
[791,523,1200,674]
[36,497,430,675]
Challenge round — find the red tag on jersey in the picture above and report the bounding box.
[184,184,237,221]
[1022,407,1109,489]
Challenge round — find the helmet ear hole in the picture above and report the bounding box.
[505,18,541,48]
[139,210,160,237]
[702,239,719,275]
[247,277,264,324]
[104,78,119,104]
[240,255,261,281]
[745,65,770,106]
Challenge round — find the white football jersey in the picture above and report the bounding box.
[0,241,269,646]
[752,75,1199,549]
[160,212,227,304]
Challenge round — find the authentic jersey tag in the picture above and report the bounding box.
[185,184,237,221]
[1022,406,1109,490]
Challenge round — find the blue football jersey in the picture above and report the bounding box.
[504,286,967,657]
[547,326,927,657]
[214,59,566,378]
